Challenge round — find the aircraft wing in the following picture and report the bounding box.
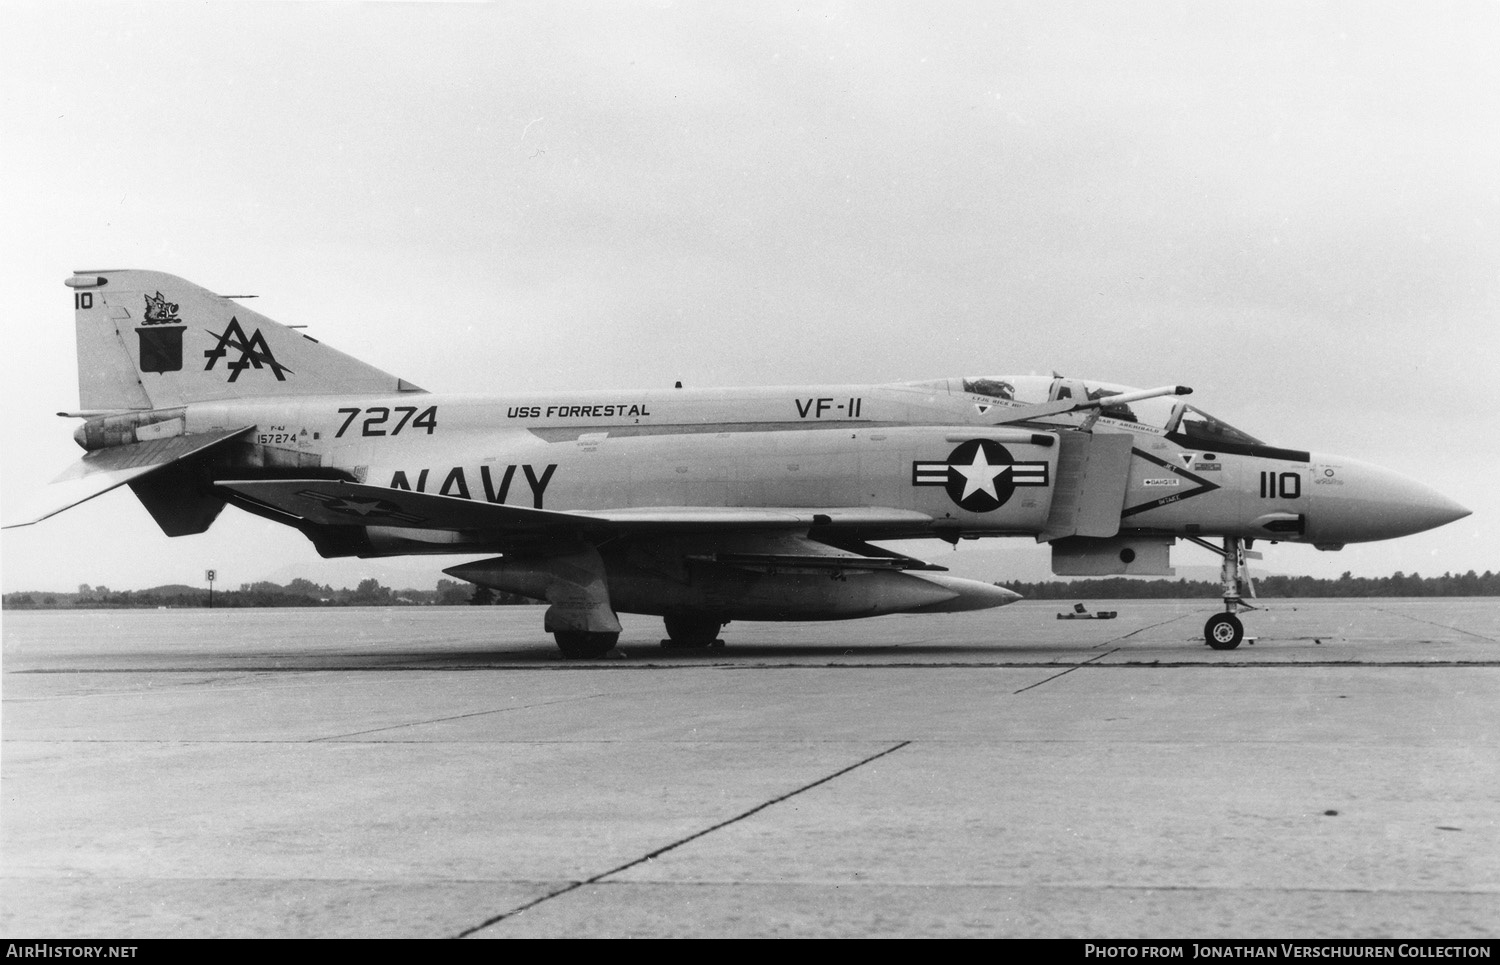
[215,478,935,537]
[588,505,934,533]
[4,427,255,528]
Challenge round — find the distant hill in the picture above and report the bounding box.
[5,564,1495,610]
[2,574,518,609]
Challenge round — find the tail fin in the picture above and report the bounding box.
[66,269,423,411]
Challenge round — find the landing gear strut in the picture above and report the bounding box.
[1186,536,1259,650]
[661,615,726,649]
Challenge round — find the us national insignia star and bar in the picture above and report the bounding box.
[912,438,1050,513]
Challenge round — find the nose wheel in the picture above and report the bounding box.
[1187,535,1259,650]
[1205,612,1244,650]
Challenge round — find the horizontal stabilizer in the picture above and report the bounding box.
[215,478,936,536]
[4,427,253,528]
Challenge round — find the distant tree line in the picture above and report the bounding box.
[997,570,1500,600]
[6,569,1496,610]
[2,578,541,609]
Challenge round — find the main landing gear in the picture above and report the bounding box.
[553,631,620,659]
[661,615,727,650]
[1186,536,1259,650]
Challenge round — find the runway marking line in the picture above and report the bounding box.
[1368,605,1500,643]
[1012,648,1122,693]
[1113,612,1196,644]
[308,692,611,742]
[451,739,914,938]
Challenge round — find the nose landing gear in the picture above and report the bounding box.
[1205,612,1245,649]
[1186,536,1259,650]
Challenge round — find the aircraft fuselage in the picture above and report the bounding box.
[96,376,1460,558]
[32,269,1469,655]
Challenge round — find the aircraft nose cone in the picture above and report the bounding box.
[1308,455,1471,546]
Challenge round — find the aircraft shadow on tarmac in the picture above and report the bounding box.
[10,641,1139,674]
[99,640,1141,671]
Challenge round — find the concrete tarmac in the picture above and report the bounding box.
[3,599,1497,938]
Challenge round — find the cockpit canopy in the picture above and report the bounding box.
[955,374,1265,447]
[1173,406,1265,448]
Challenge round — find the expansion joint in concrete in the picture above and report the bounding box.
[452,740,913,937]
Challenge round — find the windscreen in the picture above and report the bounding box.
[1174,406,1265,448]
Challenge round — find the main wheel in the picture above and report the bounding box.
[554,630,619,659]
[662,614,723,649]
[1204,613,1244,650]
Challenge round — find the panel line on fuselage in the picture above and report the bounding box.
[525,421,907,442]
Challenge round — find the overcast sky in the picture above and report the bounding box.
[2,1,1496,593]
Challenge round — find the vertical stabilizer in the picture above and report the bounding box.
[66,270,422,410]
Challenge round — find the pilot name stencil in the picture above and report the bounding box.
[389,464,558,509]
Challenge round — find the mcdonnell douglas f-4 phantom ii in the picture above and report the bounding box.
[8,270,1471,657]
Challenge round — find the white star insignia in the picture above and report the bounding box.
[326,497,385,516]
[953,448,1008,500]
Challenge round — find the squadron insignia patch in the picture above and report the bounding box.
[204,316,291,382]
[137,291,186,373]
